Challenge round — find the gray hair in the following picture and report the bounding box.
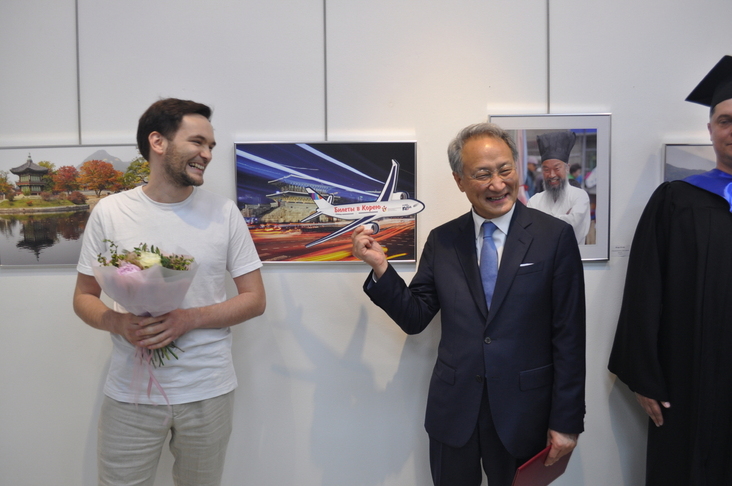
[447,122,518,174]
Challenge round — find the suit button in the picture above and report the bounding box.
[484,337,492,344]
[475,375,484,383]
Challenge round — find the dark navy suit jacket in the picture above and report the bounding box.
[364,202,585,458]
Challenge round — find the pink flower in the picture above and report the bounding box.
[117,262,142,275]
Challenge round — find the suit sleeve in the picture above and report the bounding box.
[548,222,587,434]
[608,183,670,401]
[363,230,441,335]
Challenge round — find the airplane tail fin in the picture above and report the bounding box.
[301,188,331,223]
[376,160,399,202]
[306,188,332,210]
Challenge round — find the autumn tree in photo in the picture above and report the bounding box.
[38,161,56,192]
[78,159,123,196]
[53,165,81,194]
[0,170,14,198]
[122,156,150,189]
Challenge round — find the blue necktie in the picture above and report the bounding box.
[480,221,498,310]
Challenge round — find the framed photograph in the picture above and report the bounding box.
[664,144,715,181]
[235,141,420,263]
[489,114,611,261]
[0,144,140,266]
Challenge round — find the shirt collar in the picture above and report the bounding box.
[471,204,515,240]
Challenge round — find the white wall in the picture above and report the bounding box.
[1,0,729,484]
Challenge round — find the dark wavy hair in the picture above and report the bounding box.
[136,98,212,161]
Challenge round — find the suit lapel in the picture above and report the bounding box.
[453,212,489,320]
[488,203,533,325]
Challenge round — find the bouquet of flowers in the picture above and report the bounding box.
[93,239,198,366]
[93,240,198,411]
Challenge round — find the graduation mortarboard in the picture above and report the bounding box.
[536,131,576,164]
[686,55,732,108]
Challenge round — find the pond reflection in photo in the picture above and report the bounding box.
[0,143,138,266]
[0,210,90,266]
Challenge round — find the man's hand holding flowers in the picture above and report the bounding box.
[132,307,199,350]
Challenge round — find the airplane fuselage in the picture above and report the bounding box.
[326,200,424,219]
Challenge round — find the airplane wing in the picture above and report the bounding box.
[375,160,399,202]
[300,211,322,223]
[304,215,377,248]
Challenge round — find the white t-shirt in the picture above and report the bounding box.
[527,185,591,245]
[77,186,262,405]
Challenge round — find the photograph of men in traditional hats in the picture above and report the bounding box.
[489,114,609,261]
[526,131,591,245]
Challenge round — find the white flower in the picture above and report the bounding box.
[138,251,161,269]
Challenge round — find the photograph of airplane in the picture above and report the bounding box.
[235,141,420,263]
[301,160,424,247]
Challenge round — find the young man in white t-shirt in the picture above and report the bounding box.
[73,98,266,486]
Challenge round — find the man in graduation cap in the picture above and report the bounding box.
[609,55,732,485]
[527,131,591,245]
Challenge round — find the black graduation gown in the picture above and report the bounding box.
[609,181,732,486]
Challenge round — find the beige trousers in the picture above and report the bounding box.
[97,392,234,486]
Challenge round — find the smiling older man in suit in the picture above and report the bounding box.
[351,122,586,486]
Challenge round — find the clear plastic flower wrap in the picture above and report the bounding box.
[93,259,199,318]
[92,241,198,411]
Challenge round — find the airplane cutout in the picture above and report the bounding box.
[301,159,425,248]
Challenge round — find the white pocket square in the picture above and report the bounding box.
[519,263,535,267]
